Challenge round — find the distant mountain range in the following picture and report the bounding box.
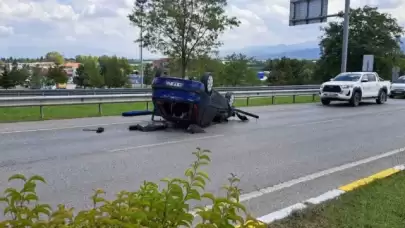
[233,38,405,60]
[2,38,405,60]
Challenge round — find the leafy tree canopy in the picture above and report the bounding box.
[46,65,68,84]
[0,67,16,89]
[128,0,240,78]
[316,5,405,82]
[45,51,65,65]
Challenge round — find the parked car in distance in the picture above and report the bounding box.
[319,72,391,107]
[389,75,405,98]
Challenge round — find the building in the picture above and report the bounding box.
[62,62,80,83]
[152,58,170,69]
[26,62,55,69]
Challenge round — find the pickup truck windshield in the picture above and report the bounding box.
[394,78,405,83]
[333,73,362,81]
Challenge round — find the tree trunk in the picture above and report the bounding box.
[181,52,187,78]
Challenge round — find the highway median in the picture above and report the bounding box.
[266,165,405,228]
[0,95,320,123]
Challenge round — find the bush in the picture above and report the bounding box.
[0,148,265,227]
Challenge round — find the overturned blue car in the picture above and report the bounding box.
[122,71,259,133]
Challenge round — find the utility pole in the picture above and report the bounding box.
[137,0,147,88]
[341,0,350,72]
[140,23,144,88]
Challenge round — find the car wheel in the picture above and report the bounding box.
[321,99,330,105]
[376,90,387,104]
[200,73,213,95]
[225,92,235,106]
[350,91,361,107]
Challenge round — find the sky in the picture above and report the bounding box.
[1,0,405,59]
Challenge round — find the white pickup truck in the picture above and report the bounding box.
[319,72,391,107]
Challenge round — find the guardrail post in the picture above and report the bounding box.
[293,95,296,103]
[98,103,102,116]
[272,96,275,104]
[246,97,250,106]
[40,106,44,119]
[146,101,149,110]
[312,94,316,101]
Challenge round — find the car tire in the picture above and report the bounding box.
[200,73,213,95]
[225,92,235,106]
[321,99,330,105]
[349,91,361,107]
[376,90,387,104]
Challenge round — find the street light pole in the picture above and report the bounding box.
[341,0,350,72]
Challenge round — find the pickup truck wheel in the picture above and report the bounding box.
[376,90,387,104]
[321,99,330,105]
[350,91,361,107]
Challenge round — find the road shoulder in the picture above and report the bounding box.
[261,163,405,227]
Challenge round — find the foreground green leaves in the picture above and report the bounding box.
[0,148,266,227]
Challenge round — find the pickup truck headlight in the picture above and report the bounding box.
[341,85,353,89]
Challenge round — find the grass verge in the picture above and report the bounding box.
[268,171,405,228]
[0,95,320,123]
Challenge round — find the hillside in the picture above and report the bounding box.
[237,38,405,60]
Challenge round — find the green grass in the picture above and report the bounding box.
[0,95,320,123]
[268,171,405,228]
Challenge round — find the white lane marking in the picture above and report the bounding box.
[394,164,405,170]
[109,134,225,153]
[239,146,405,203]
[257,163,405,224]
[0,121,143,134]
[305,189,344,205]
[257,203,307,223]
[289,118,342,127]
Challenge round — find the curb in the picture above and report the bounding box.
[254,164,405,225]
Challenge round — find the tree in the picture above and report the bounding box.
[128,0,240,78]
[315,6,404,82]
[100,56,130,88]
[45,51,64,65]
[186,55,225,80]
[46,65,68,84]
[29,65,44,89]
[75,55,98,64]
[84,59,104,88]
[219,53,259,86]
[0,67,16,89]
[143,63,154,85]
[73,64,91,88]
[9,64,30,86]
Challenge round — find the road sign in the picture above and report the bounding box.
[289,0,329,26]
[362,55,374,72]
[257,71,269,81]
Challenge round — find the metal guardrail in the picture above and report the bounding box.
[0,85,321,97]
[0,89,320,119]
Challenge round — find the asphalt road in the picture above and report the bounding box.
[2,100,405,219]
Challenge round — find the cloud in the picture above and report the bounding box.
[0,0,404,58]
[0,25,14,36]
